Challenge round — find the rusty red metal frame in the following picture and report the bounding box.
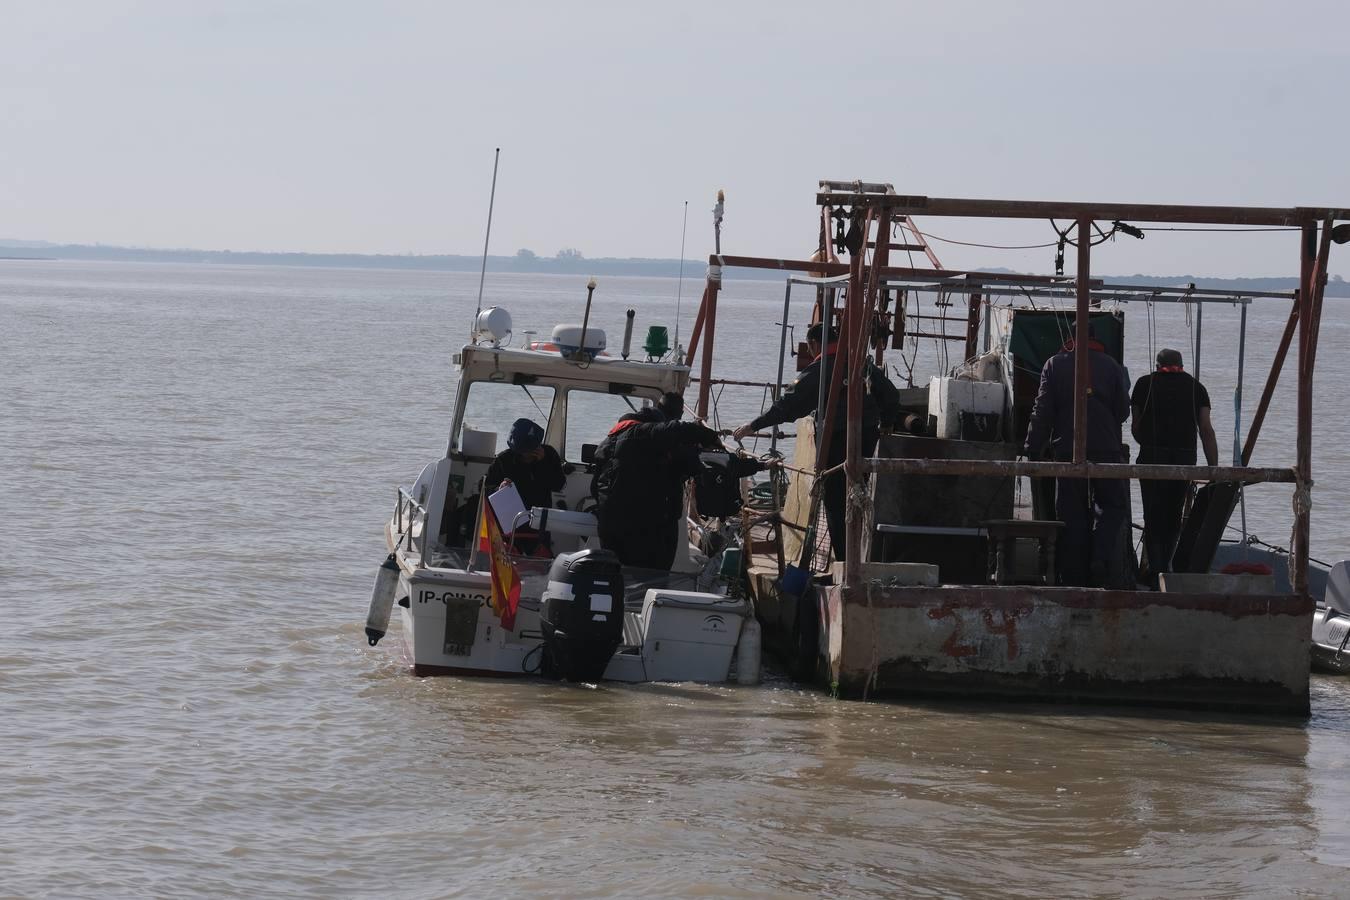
[689,189,1343,596]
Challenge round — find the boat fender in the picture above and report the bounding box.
[365,553,400,647]
[735,616,762,686]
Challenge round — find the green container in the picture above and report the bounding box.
[643,325,669,358]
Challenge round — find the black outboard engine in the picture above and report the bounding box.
[539,549,625,682]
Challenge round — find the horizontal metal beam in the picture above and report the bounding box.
[688,377,781,388]
[819,179,893,193]
[866,241,930,252]
[816,193,1350,227]
[907,331,967,341]
[864,457,1297,483]
[710,254,850,275]
[709,255,1102,287]
[887,283,1269,304]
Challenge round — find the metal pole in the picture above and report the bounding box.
[1294,219,1334,596]
[471,148,500,336]
[842,219,870,584]
[1072,217,1092,464]
[1293,223,1317,596]
[1234,299,1249,556]
[575,278,597,362]
[1233,302,1247,466]
[847,212,891,578]
[771,279,794,458]
[674,200,689,347]
[964,290,981,361]
[816,288,833,458]
[697,278,720,420]
[1194,297,1203,382]
[1241,300,1299,466]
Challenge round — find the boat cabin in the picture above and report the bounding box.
[396,325,693,570]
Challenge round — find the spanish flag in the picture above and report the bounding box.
[478,497,521,631]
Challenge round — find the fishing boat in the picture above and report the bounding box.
[672,180,1349,715]
[363,300,762,684]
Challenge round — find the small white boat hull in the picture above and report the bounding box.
[393,561,752,683]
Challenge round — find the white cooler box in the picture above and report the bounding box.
[639,589,749,682]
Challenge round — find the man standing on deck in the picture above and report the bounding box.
[731,323,901,562]
[1131,348,1219,585]
[1023,323,1131,587]
[591,394,720,570]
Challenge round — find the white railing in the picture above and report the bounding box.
[394,486,427,553]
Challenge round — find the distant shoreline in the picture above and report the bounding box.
[2,242,1345,295]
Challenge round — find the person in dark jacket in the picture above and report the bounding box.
[592,395,720,570]
[1023,326,1131,586]
[1131,348,1219,584]
[485,418,566,555]
[731,323,901,562]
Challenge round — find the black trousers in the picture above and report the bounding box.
[1054,453,1129,586]
[1137,445,1194,576]
[598,512,680,571]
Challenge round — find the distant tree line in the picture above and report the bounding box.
[3,241,1347,294]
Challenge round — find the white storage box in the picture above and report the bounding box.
[639,589,749,682]
[461,425,497,458]
[928,376,1005,440]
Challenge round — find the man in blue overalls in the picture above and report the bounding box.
[1023,325,1131,587]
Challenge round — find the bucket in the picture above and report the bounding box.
[780,564,810,596]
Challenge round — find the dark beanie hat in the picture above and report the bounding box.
[656,392,684,420]
[508,418,544,451]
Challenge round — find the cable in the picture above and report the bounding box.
[909,227,1060,251]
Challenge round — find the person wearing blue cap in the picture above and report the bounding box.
[485,418,566,553]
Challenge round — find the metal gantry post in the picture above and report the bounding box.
[1072,217,1092,464]
[1292,223,1318,596]
[696,277,720,421]
[1241,300,1299,466]
[965,290,982,362]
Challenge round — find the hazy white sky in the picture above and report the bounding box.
[3,1,1347,276]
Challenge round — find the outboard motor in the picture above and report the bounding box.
[539,549,625,682]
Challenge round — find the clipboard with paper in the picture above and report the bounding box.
[487,482,529,535]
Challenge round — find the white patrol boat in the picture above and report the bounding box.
[363,301,760,685]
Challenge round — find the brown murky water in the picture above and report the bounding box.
[3,262,1347,897]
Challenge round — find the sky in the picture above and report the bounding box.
[3,0,1348,277]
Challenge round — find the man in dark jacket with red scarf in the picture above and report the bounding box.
[1023,324,1131,586]
[732,323,900,562]
[591,393,720,570]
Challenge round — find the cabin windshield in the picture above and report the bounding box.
[562,387,647,463]
[457,380,556,457]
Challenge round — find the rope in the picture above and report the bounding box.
[1290,478,1314,575]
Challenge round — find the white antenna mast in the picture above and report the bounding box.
[471,147,501,339]
[674,199,688,346]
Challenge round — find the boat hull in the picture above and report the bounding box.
[752,571,1315,715]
